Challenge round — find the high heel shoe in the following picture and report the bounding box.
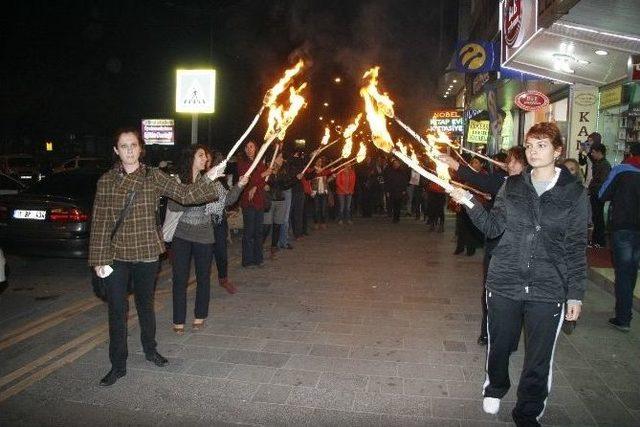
[192,319,205,331]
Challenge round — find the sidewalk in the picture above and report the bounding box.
[587,247,640,311]
[1,216,639,426]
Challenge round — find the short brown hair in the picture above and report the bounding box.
[113,126,143,148]
[525,122,563,149]
[506,145,527,166]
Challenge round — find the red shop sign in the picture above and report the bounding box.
[503,0,523,48]
[515,90,550,111]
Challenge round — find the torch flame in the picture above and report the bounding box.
[396,139,408,156]
[360,67,395,153]
[320,127,330,145]
[263,59,304,107]
[265,82,307,141]
[355,142,367,163]
[427,129,458,149]
[341,113,362,159]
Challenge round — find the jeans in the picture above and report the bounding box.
[590,193,606,246]
[242,207,264,266]
[106,260,159,371]
[390,192,404,223]
[278,189,292,247]
[612,229,640,325]
[314,193,328,224]
[171,237,214,324]
[291,188,305,237]
[406,185,415,212]
[213,217,228,279]
[337,193,353,221]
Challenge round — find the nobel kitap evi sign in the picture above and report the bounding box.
[176,69,216,113]
[429,110,464,134]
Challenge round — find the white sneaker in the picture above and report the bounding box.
[483,397,500,415]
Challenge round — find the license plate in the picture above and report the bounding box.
[13,209,46,220]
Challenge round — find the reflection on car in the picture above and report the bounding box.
[0,172,27,195]
[0,168,103,258]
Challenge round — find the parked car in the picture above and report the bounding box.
[0,172,27,195]
[0,168,103,258]
[0,154,39,182]
[53,156,109,173]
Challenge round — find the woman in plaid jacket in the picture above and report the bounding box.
[89,128,225,387]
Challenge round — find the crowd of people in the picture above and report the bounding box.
[88,122,638,427]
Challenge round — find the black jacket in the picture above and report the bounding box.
[384,166,409,195]
[588,158,611,195]
[600,167,640,232]
[466,168,588,303]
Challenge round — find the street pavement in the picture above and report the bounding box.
[0,215,639,426]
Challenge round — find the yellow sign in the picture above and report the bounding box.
[45,141,53,152]
[599,86,622,110]
[176,69,216,113]
[459,43,487,71]
[467,120,490,144]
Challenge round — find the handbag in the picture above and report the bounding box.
[162,208,183,242]
[91,189,138,301]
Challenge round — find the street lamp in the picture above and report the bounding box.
[334,77,342,83]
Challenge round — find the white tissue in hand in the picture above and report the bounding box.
[97,265,113,278]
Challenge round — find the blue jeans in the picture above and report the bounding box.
[337,194,352,221]
[172,237,214,324]
[242,207,264,267]
[278,189,292,247]
[213,217,228,279]
[314,194,327,224]
[612,229,640,325]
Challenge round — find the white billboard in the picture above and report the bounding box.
[175,69,216,113]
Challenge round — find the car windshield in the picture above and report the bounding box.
[8,157,35,167]
[26,173,101,199]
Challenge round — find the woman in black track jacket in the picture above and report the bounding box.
[449,122,588,427]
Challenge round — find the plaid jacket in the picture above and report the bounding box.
[88,163,218,266]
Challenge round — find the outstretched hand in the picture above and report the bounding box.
[438,154,460,171]
[448,187,473,205]
[206,160,228,181]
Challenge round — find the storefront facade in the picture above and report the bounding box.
[498,0,640,164]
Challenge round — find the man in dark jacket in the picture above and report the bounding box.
[383,158,409,223]
[599,144,640,332]
[587,141,611,247]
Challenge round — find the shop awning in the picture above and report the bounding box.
[502,0,640,86]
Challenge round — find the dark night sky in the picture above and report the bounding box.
[1,0,459,152]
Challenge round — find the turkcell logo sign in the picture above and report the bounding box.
[455,40,496,73]
[176,69,216,113]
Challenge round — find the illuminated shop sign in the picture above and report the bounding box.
[429,110,464,133]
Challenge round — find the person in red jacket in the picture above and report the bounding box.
[335,164,356,224]
[236,141,271,267]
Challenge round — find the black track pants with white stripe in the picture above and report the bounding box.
[484,292,564,425]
